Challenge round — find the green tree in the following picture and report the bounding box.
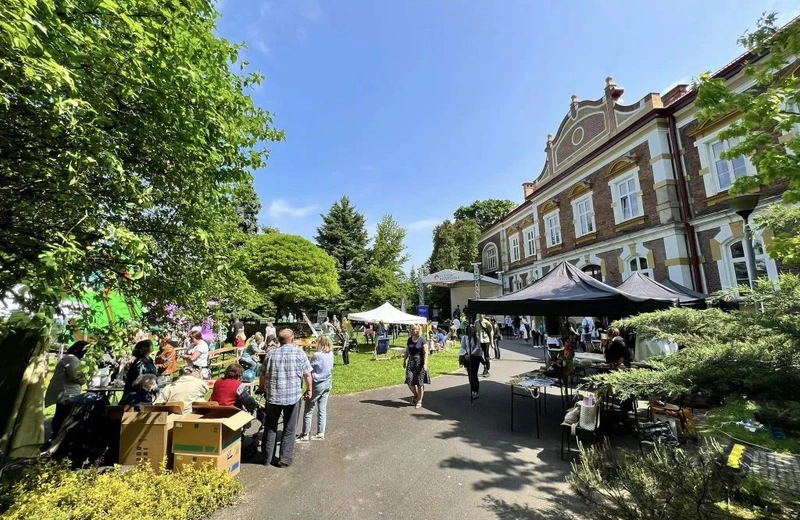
[360,215,410,307]
[454,199,516,230]
[696,14,800,264]
[233,178,262,235]
[0,0,283,320]
[315,196,369,311]
[429,219,481,272]
[238,233,340,319]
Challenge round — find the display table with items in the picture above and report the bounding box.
[508,370,571,438]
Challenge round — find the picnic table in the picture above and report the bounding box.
[508,370,570,438]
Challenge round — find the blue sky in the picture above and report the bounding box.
[215,0,799,269]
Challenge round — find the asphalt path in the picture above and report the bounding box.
[214,339,585,520]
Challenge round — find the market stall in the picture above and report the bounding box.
[618,272,707,308]
[347,302,427,325]
[468,261,675,317]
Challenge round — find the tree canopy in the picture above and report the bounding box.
[360,215,410,308]
[696,13,800,264]
[238,233,340,319]
[315,196,369,311]
[0,0,282,320]
[454,199,516,230]
[428,219,481,273]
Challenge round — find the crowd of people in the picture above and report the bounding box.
[43,308,633,467]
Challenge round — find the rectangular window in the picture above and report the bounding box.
[509,236,520,262]
[576,198,595,236]
[711,138,748,191]
[618,178,641,221]
[546,213,561,247]
[524,227,536,257]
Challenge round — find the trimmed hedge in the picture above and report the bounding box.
[0,460,241,520]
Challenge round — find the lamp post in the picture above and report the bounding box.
[417,267,426,306]
[730,194,760,289]
[472,262,481,299]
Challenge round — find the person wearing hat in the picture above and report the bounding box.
[155,335,179,385]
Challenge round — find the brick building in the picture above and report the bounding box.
[478,52,790,297]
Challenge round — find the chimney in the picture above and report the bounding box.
[523,182,536,199]
[662,84,689,106]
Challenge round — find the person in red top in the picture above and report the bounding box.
[210,364,259,412]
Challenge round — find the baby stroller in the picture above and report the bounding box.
[241,389,268,461]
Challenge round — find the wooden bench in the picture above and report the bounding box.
[209,346,243,376]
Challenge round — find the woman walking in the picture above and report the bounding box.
[460,325,484,399]
[298,336,334,441]
[404,324,430,409]
[491,317,502,360]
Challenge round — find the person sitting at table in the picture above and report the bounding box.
[550,341,575,376]
[605,327,630,369]
[154,336,178,385]
[156,366,209,414]
[184,328,210,379]
[435,329,447,350]
[119,374,160,411]
[240,332,265,372]
[123,339,157,398]
[210,364,259,413]
[45,341,90,444]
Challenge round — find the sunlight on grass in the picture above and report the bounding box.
[331,334,461,395]
[701,398,800,455]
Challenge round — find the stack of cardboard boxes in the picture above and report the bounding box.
[116,402,253,475]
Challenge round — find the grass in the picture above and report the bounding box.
[701,398,800,455]
[330,334,461,395]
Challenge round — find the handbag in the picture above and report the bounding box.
[458,354,468,367]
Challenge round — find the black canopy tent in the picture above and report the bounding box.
[660,278,711,308]
[468,261,675,317]
[617,272,707,308]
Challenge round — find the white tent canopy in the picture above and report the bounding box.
[421,269,502,288]
[348,302,427,325]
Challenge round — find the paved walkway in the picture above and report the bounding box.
[749,448,800,497]
[215,340,584,520]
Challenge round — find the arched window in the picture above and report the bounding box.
[512,275,523,292]
[483,244,498,271]
[728,238,768,286]
[629,257,651,276]
[624,256,652,280]
[582,264,603,282]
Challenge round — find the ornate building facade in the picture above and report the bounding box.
[479,52,791,295]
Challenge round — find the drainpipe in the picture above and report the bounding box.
[668,114,704,292]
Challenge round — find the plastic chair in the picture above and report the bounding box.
[373,337,391,361]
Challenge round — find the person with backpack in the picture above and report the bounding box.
[581,316,595,352]
[459,324,484,399]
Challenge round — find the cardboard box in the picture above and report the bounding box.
[173,439,242,476]
[172,405,252,456]
[118,403,183,471]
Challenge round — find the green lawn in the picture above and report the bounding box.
[701,398,800,455]
[331,334,461,395]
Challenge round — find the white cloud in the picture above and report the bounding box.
[259,1,272,16]
[268,199,317,219]
[405,218,441,231]
[255,40,270,56]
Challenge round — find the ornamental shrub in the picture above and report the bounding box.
[590,274,800,403]
[568,440,792,519]
[0,460,241,520]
